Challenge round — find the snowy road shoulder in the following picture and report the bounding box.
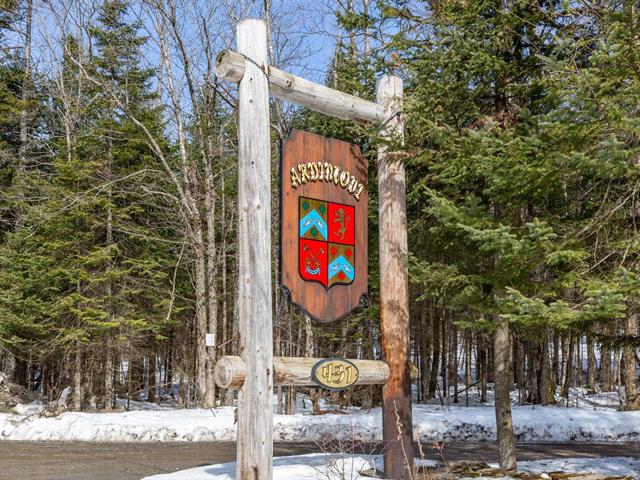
[1,403,640,443]
[140,454,640,480]
[141,454,379,480]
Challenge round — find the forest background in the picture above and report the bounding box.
[1,0,640,464]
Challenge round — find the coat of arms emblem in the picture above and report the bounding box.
[280,130,368,322]
[299,197,355,288]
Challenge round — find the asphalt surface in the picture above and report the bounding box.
[0,441,638,480]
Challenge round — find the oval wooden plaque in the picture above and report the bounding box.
[311,358,360,390]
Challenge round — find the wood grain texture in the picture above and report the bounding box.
[236,19,273,480]
[280,129,368,323]
[377,76,414,480]
[216,49,384,124]
[214,356,389,389]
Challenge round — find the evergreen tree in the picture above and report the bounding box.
[0,0,180,408]
[539,2,640,409]
[376,0,594,469]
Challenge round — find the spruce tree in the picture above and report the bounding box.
[376,0,580,469]
[0,0,179,408]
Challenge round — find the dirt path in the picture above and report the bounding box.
[0,441,637,480]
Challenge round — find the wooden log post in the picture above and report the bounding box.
[215,356,390,389]
[236,19,273,480]
[218,20,413,478]
[216,49,385,124]
[377,75,414,480]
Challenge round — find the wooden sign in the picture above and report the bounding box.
[218,19,410,480]
[214,355,388,390]
[311,358,359,390]
[280,129,368,322]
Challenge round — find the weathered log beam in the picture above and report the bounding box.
[215,49,385,124]
[215,356,390,390]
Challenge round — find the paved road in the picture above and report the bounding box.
[0,441,637,480]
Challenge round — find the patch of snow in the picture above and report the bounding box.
[141,455,640,480]
[1,403,640,443]
[516,457,640,478]
[12,402,44,416]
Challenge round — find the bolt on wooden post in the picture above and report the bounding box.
[377,76,414,480]
[235,19,273,480]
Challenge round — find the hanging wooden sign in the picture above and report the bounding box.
[280,129,368,322]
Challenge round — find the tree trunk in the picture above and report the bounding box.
[622,310,640,410]
[275,299,283,414]
[148,350,157,404]
[527,344,539,404]
[104,131,115,411]
[575,336,582,388]
[601,326,612,392]
[72,344,82,411]
[493,319,517,471]
[479,335,488,403]
[552,331,560,386]
[3,352,16,384]
[86,356,96,409]
[219,197,229,406]
[166,330,174,397]
[614,348,622,390]
[18,0,32,172]
[428,309,441,398]
[513,340,525,404]
[465,331,472,407]
[104,350,114,410]
[541,330,552,405]
[204,158,217,409]
[450,324,458,403]
[561,333,573,402]
[194,238,209,407]
[587,334,596,391]
[420,300,432,402]
[441,315,448,398]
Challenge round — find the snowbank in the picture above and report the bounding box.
[141,454,379,480]
[1,403,640,443]
[140,454,640,480]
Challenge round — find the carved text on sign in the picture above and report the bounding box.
[311,358,360,390]
[290,161,365,201]
[281,130,368,322]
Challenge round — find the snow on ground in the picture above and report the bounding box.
[515,457,640,478]
[141,454,379,480]
[140,454,640,480]
[1,388,638,443]
[2,401,640,442]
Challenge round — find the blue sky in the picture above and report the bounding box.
[23,0,341,84]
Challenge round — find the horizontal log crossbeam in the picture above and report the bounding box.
[215,49,385,124]
[214,355,390,390]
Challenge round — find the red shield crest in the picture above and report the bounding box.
[280,130,368,323]
[299,197,355,288]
